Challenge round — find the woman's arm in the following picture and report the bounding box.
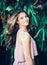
[19,32,33,65]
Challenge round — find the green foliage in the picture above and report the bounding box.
[0,0,47,53]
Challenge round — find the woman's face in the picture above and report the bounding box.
[17,12,29,27]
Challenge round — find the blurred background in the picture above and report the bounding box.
[0,0,47,65]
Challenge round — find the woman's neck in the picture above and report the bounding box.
[19,26,27,32]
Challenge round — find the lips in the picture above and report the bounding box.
[25,19,29,23]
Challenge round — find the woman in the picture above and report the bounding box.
[7,10,38,65]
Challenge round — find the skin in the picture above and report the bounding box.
[17,12,34,65]
[6,11,34,65]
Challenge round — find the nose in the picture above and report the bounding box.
[24,17,27,20]
[24,18,26,21]
[24,18,29,22]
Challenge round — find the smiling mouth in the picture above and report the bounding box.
[25,20,29,22]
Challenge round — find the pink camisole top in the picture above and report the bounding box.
[14,30,38,62]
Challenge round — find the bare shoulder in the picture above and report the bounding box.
[18,30,31,42]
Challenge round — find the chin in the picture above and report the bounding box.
[24,24,29,26]
[26,23,29,25]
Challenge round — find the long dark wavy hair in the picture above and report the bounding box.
[7,9,30,48]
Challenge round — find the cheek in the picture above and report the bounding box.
[26,18,29,24]
[27,18,29,22]
[17,20,23,25]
